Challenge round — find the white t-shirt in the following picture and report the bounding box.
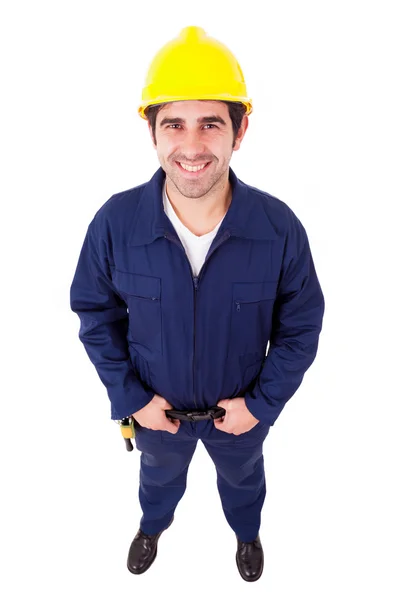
[163,180,225,277]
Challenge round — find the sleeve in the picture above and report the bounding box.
[69,216,155,420]
[244,210,325,426]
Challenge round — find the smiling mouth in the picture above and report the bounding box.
[176,161,212,174]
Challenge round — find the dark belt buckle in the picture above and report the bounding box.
[185,410,211,422]
[186,406,226,422]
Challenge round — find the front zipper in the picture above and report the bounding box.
[164,230,231,410]
[193,275,199,410]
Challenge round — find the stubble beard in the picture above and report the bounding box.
[165,158,229,200]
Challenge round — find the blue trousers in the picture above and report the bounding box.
[133,418,270,543]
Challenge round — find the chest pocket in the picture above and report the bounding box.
[113,270,162,354]
[230,281,277,356]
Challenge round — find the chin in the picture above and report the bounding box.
[176,185,209,199]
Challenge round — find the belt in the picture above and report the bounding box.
[165,405,226,422]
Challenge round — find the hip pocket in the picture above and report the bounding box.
[240,351,265,390]
[234,421,270,446]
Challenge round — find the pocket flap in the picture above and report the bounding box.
[113,271,161,300]
[233,281,277,302]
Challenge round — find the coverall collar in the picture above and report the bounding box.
[128,166,277,246]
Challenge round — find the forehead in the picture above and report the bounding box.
[158,100,228,118]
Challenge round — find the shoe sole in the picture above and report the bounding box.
[127,515,174,575]
[235,550,264,582]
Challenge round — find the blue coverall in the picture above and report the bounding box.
[70,166,325,542]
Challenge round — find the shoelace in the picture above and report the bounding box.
[237,538,261,554]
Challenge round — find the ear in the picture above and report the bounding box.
[233,115,249,152]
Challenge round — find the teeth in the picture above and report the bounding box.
[179,162,207,172]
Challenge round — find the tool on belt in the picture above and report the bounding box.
[115,405,226,451]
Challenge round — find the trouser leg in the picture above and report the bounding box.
[134,423,198,535]
[202,424,269,542]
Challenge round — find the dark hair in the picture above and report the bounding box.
[144,100,247,148]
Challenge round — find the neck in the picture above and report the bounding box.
[165,174,232,236]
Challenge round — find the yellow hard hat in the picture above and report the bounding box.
[138,26,253,119]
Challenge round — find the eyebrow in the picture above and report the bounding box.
[159,115,227,127]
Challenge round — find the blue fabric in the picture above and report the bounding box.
[70,166,325,425]
[134,418,270,542]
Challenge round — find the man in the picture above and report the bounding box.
[70,26,325,582]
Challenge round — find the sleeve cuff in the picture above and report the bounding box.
[244,388,277,427]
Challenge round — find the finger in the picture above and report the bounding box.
[166,418,180,433]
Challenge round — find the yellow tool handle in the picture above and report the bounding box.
[120,419,135,439]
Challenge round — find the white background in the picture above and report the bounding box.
[1,1,399,598]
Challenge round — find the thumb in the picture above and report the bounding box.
[165,417,180,434]
[214,417,224,430]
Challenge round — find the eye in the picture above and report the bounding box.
[166,124,217,130]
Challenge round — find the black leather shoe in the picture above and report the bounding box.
[236,534,264,582]
[127,515,174,575]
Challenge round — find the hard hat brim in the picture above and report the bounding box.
[138,96,253,120]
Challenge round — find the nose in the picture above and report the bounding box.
[179,129,207,161]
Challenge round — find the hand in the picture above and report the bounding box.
[132,394,180,433]
[214,397,259,435]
